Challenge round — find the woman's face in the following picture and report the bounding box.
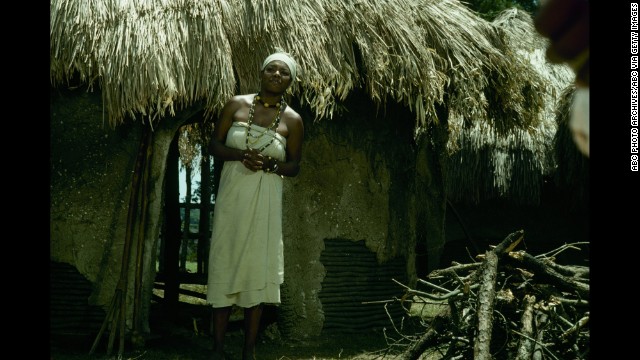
[261,60,292,93]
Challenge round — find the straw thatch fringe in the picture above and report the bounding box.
[50,0,236,125]
[444,8,573,204]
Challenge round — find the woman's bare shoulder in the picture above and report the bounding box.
[282,105,303,124]
[220,94,255,117]
[227,94,254,107]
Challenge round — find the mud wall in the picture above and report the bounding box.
[50,85,143,326]
[50,85,190,335]
[279,93,420,338]
[50,87,441,340]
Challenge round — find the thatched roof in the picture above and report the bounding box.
[50,0,573,203]
[50,0,562,124]
[444,8,574,204]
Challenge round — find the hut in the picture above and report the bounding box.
[50,0,583,353]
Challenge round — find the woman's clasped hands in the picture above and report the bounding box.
[242,148,266,172]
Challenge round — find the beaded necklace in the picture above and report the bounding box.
[255,94,278,108]
[245,94,286,152]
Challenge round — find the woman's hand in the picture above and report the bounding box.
[241,148,266,172]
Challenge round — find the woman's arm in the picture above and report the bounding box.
[269,110,304,177]
[209,96,247,162]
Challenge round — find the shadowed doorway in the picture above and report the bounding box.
[153,121,218,332]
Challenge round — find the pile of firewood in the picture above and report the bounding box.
[387,230,589,360]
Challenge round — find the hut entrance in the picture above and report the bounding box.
[153,123,216,328]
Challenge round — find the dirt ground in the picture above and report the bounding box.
[51,332,397,360]
[50,302,413,360]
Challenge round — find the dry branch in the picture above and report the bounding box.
[561,314,589,340]
[539,259,589,280]
[427,262,481,278]
[508,251,589,298]
[385,230,589,360]
[469,230,523,284]
[515,295,536,360]
[397,320,442,360]
[473,251,498,360]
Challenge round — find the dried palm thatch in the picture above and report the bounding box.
[50,0,236,124]
[444,8,574,204]
[50,1,559,126]
[50,1,573,203]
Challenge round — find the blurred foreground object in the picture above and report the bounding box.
[535,0,589,157]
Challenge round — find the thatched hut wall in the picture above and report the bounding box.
[50,85,142,311]
[279,92,420,337]
[50,86,430,339]
[50,84,195,336]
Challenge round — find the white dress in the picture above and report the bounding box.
[206,122,286,308]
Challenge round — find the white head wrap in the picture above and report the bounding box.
[261,52,297,85]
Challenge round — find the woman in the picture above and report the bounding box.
[206,51,303,360]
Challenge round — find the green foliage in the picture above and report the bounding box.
[192,157,216,204]
[180,156,216,204]
[179,207,201,228]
